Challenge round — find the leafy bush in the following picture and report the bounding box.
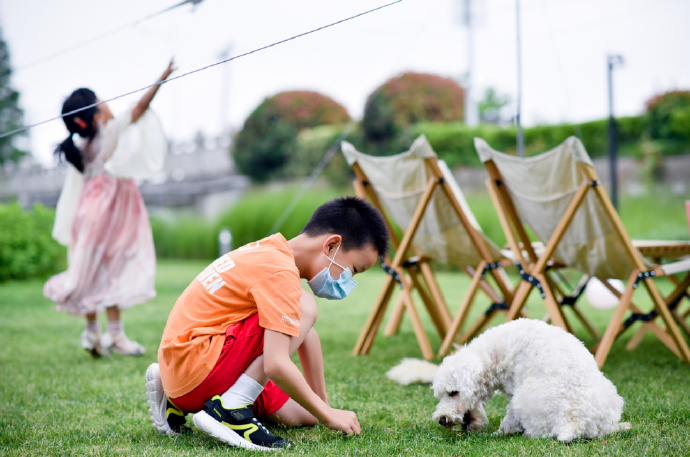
[0,202,65,282]
[291,124,366,187]
[232,91,351,182]
[362,72,464,147]
[645,90,690,141]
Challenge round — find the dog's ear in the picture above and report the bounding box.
[440,350,489,400]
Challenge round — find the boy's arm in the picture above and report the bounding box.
[263,329,360,435]
[298,328,328,405]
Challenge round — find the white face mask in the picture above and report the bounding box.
[307,243,357,300]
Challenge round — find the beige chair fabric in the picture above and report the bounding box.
[475,136,642,280]
[476,135,690,367]
[343,136,503,268]
[342,135,514,360]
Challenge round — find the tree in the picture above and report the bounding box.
[644,90,690,141]
[478,87,510,125]
[0,27,26,165]
[362,72,464,147]
[233,91,350,182]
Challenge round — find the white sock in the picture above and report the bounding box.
[85,320,100,333]
[220,374,264,409]
[107,320,123,336]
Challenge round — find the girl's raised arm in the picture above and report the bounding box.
[131,58,175,124]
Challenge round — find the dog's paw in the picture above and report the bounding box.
[617,422,632,431]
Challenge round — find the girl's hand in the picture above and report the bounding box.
[161,58,176,81]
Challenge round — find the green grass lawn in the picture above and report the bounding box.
[1,259,689,456]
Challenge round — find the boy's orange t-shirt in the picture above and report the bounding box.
[158,234,303,398]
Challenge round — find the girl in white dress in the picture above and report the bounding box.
[44,60,174,357]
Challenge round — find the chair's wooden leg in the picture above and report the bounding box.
[537,273,570,333]
[409,267,448,338]
[505,280,533,321]
[353,275,396,356]
[640,321,682,358]
[401,286,434,360]
[384,294,405,337]
[625,324,648,351]
[420,262,452,328]
[666,272,690,337]
[674,308,690,337]
[438,262,486,357]
[459,312,495,345]
[569,304,601,340]
[642,277,690,363]
[595,271,639,367]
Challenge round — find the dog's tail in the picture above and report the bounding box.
[385,358,439,385]
[616,422,632,431]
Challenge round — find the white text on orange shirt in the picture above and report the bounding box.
[196,254,236,294]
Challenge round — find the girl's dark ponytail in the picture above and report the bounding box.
[55,133,85,172]
[54,88,98,174]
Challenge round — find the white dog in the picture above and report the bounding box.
[386,319,631,442]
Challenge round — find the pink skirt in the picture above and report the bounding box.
[44,174,156,315]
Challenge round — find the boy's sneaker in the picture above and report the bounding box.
[193,396,288,451]
[145,363,191,436]
[101,332,145,356]
[80,328,106,358]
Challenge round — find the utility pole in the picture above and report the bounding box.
[515,0,524,157]
[462,0,479,126]
[607,54,624,209]
[218,44,233,138]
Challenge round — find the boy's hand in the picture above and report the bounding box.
[322,408,361,436]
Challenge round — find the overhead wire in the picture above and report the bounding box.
[0,0,403,141]
[2,0,203,78]
[265,4,438,235]
[267,121,356,236]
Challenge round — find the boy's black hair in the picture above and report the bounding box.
[301,197,389,257]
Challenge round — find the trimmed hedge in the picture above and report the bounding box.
[405,116,648,167]
[0,202,66,282]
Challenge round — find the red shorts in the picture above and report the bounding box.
[170,313,289,417]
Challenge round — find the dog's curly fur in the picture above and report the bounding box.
[387,319,631,442]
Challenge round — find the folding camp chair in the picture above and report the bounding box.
[341,135,516,360]
[475,135,690,367]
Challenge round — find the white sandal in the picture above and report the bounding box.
[101,332,146,356]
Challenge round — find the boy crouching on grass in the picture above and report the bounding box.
[145,197,389,450]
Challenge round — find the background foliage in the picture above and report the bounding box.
[361,72,464,154]
[0,29,26,165]
[232,90,351,182]
[0,202,65,282]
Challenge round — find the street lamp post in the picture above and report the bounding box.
[607,54,624,209]
[516,0,524,157]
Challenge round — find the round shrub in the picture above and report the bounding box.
[233,91,351,182]
[362,72,465,144]
[644,90,690,140]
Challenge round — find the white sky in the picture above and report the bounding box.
[2,0,690,166]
